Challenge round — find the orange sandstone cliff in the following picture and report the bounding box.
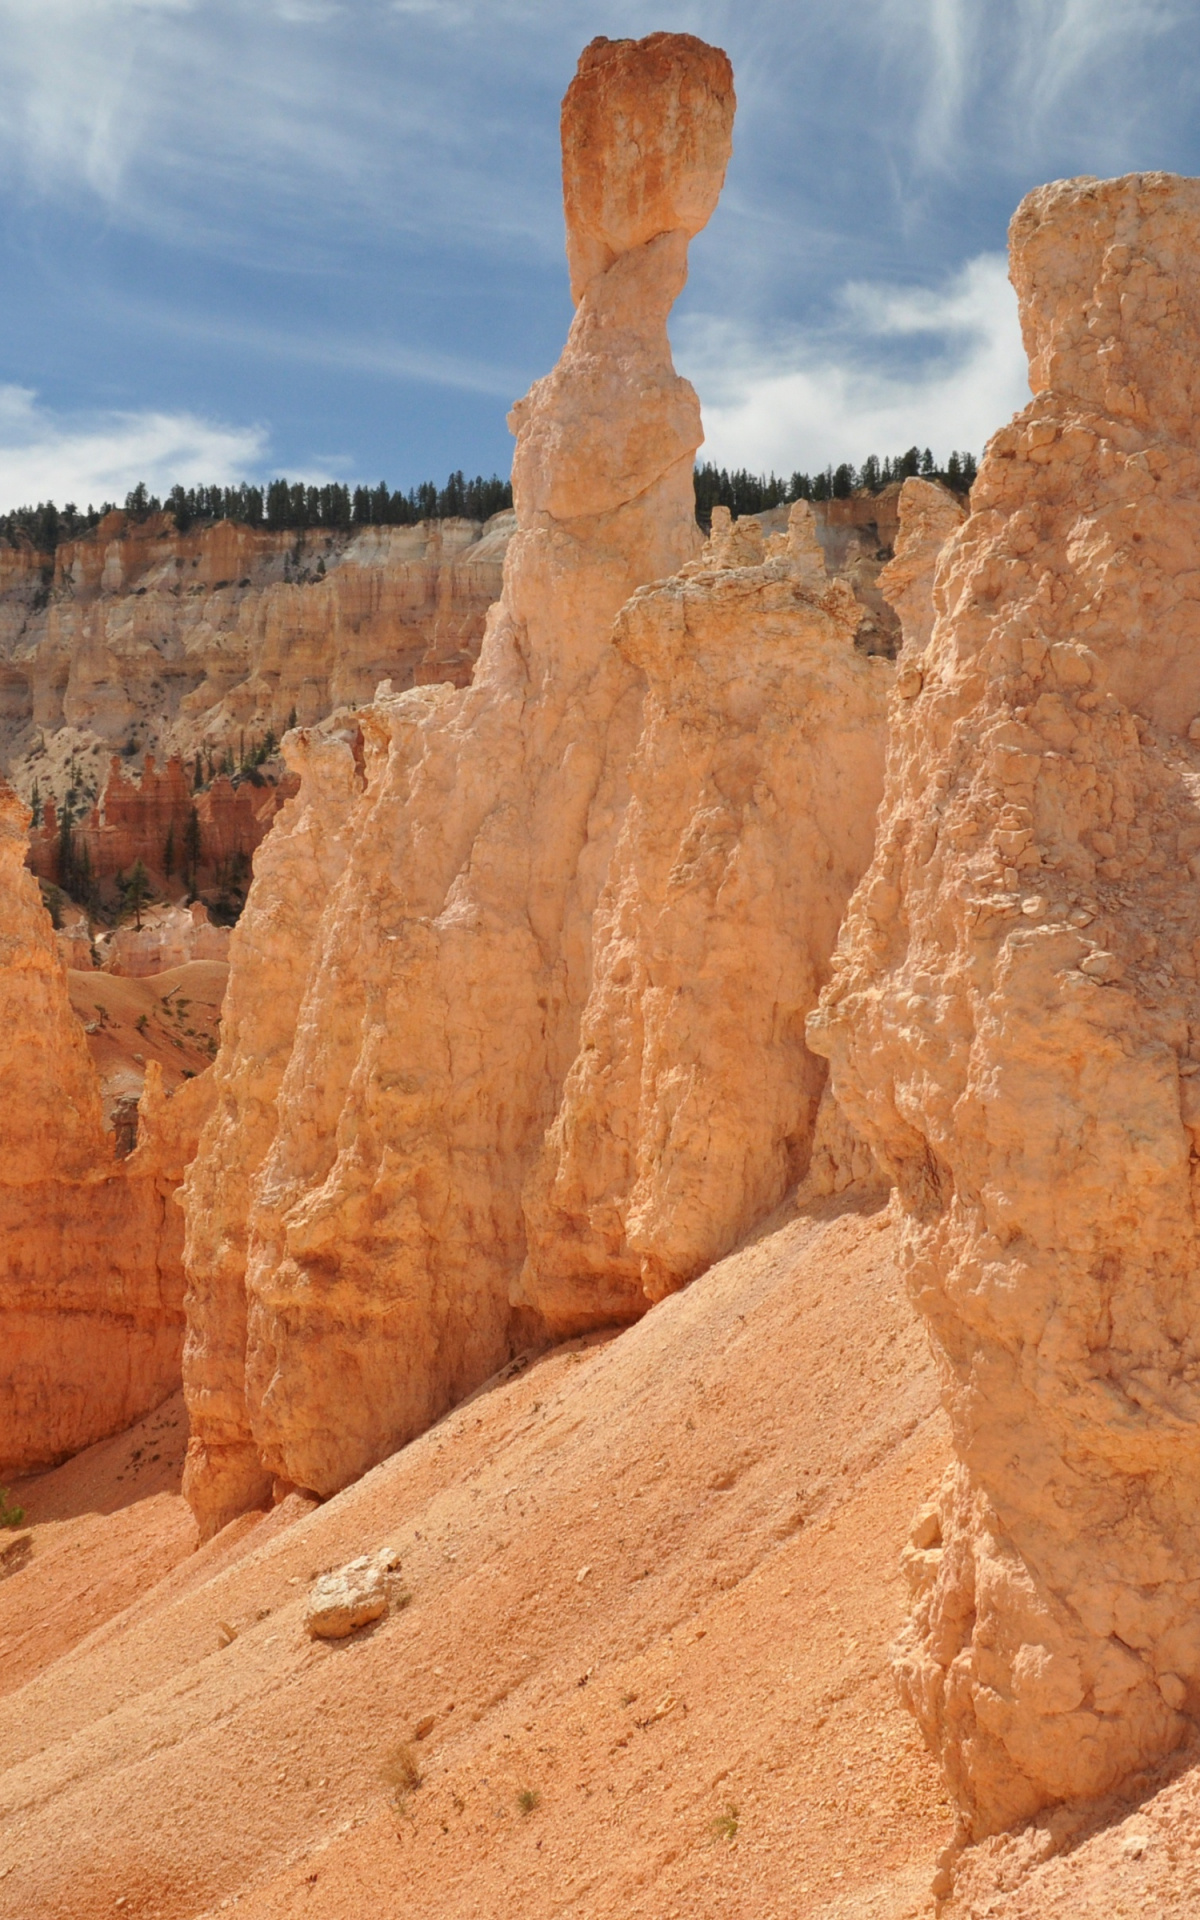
[0,782,215,1474]
[810,171,1200,1850]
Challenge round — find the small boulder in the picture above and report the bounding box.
[304,1547,400,1640]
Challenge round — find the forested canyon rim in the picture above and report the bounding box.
[0,510,511,791]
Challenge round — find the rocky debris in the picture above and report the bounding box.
[0,783,216,1474]
[0,511,512,809]
[808,171,1200,1845]
[304,1548,401,1639]
[519,501,892,1330]
[945,1743,1200,1916]
[180,31,735,1531]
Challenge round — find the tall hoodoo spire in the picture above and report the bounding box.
[181,35,735,1536]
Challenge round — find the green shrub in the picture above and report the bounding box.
[0,1489,26,1529]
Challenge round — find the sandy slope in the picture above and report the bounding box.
[65,959,226,1128]
[0,1394,194,1697]
[0,1196,953,1919]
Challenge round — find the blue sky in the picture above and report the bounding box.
[0,0,1198,510]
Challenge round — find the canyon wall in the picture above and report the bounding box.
[0,510,513,819]
[0,782,214,1474]
[519,502,892,1333]
[809,172,1200,1841]
[180,31,737,1536]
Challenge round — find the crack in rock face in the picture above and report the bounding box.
[808,172,1200,1840]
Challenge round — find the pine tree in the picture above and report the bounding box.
[124,858,151,930]
[57,811,74,894]
[184,807,202,897]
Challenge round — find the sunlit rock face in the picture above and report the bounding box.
[518,502,892,1333]
[0,781,213,1474]
[180,32,736,1536]
[809,173,1200,1838]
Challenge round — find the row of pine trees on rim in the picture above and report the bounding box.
[0,472,515,552]
[0,448,978,553]
[692,446,978,529]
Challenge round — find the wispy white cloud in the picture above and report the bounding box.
[0,0,197,202]
[911,0,977,170]
[1012,0,1182,118]
[0,0,562,261]
[0,0,1196,490]
[874,0,1185,176]
[679,253,1029,475]
[0,387,271,511]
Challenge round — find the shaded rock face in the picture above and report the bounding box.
[519,503,892,1332]
[0,511,511,812]
[808,173,1200,1838]
[753,487,905,658]
[0,783,214,1474]
[180,31,735,1536]
[180,732,361,1528]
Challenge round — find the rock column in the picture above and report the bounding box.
[809,173,1200,1837]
